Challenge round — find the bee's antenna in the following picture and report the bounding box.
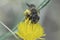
[26,3,30,7]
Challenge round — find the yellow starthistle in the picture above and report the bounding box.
[16,18,45,40]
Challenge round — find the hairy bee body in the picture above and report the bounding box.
[24,4,40,24]
[29,8,40,24]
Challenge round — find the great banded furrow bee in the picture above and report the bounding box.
[26,3,40,24]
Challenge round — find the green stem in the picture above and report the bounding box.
[37,0,50,12]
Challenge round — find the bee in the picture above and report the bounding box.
[24,3,40,24]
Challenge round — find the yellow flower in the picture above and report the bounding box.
[16,18,45,40]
